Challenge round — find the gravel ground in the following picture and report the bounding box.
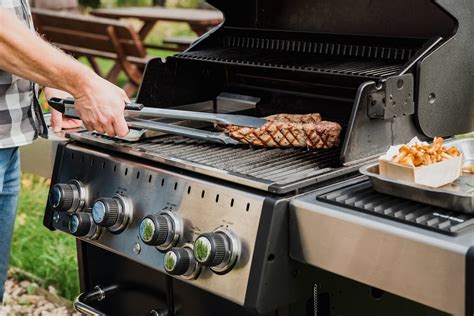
[0,277,79,316]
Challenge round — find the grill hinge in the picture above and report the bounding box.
[367,74,415,120]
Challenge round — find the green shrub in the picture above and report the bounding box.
[79,0,101,8]
[116,0,152,6]
[166,0,203,8]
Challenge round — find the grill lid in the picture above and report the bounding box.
[132,0,472,178]
[208,0,456,38]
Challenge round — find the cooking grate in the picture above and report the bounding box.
[317,182,474,236]
[70,132,361,194]
[177,31,422,80]
[177,49,404,79]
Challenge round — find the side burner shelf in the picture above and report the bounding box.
[317,181,474,236]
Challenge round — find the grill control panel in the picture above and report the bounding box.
[46,144,266,306]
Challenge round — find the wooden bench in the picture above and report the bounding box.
[32,9,150,96]
[162,36,196,51]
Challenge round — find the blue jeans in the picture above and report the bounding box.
[0,148,20,301]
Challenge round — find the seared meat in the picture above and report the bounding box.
[265,113,322,124]
[217,114,342,149]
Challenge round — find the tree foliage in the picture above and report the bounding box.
[78,0,101,8]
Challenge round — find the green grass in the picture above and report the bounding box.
[11,174,79,300]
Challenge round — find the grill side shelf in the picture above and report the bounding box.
[317,182,474,236]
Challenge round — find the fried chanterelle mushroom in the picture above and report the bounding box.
[391,137,462,167]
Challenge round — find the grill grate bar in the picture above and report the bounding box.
[268,156,337,179]
[222,35,417,62]
[95,135,342,186]
[248,152,331,177]
[318,182,474,236]
[177,51,404,79]
[198,148,299,170]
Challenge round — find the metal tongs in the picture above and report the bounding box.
[48,97,266,145]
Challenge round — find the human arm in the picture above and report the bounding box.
[0,9,129,137]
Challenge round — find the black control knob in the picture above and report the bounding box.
[50,184,74,211]
[139,211,182,251]
[139,214,171,246]
[193,232,227,267]
[91,195,131,234]
[49,180,87,213]
[68,213,93,237]
[193,229,241,274]
[163,248,192,276]
[91,197,121,227]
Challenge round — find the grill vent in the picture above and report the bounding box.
[318,182,474,236]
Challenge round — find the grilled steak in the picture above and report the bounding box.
[265,113,322,124]
[217,113,342,149]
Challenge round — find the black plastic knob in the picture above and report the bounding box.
[92,198,120,227]
[164,248,192,276]
[49,183,75,211]
[139,214,170,246]
[194,233,227,267]
[68,213,92,237]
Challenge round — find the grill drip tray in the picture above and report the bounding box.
[69,132,361,194]
[317,181,474,236]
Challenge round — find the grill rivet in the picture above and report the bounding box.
[133,242,141,255]
[428,93,436,104]
[53,212,60,223]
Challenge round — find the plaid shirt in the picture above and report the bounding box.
[0,0,47,148]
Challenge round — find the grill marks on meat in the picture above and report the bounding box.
[217,113,342,149]
[265,113,322,124]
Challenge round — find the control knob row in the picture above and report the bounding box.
[137,213,241,276]
[160,228,241,277]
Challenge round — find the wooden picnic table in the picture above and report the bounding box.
[91,7,223,37]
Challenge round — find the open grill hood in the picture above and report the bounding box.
[136,0,473,165]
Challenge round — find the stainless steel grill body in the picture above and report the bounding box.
[45,143,304,314]
[290,177,474,316]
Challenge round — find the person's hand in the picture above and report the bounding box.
[73,76,130,137]
[44,87,82,133]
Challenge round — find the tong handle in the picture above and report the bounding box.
[47,97,144,119]
[127,107,266,128]
[48,97,74,114]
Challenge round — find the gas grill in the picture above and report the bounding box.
[42,0,473,315]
